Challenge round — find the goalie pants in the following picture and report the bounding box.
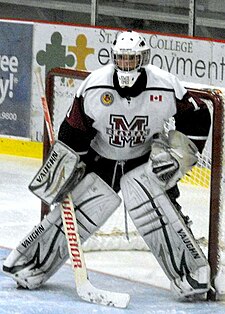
[83,147,180,204]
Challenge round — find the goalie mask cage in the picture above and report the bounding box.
[42,67,225,301]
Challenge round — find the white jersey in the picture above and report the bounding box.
[75,64,187,160]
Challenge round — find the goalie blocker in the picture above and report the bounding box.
[29,140,86,205]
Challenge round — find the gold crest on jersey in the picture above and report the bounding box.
[101,92,114,106]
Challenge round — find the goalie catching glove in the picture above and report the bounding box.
[29,140,86,204]
[148,130,198,189]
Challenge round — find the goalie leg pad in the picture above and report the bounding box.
[120,164,210,297]
[3,209,67,289]
[3,172,121,289]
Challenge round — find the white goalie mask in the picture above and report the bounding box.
[111,30,150,88]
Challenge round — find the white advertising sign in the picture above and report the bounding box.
[31,23,225,140]
[33,24,225,85]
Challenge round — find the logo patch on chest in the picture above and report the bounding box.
[101,92,114,106]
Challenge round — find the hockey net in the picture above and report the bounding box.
[43,67,225,299]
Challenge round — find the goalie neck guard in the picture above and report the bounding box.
[111,30,150,88]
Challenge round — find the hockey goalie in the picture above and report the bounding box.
[3,30,212,299]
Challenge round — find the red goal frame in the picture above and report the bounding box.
[42,67,224,301]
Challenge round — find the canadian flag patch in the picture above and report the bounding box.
[150,95,163,102]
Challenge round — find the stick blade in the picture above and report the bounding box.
[77,280,130,308]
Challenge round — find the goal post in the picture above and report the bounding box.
[42,67,225,301]
[41,68,90,218]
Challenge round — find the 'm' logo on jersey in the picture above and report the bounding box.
[106,115,150,147]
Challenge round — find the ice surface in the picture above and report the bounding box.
[1,154,225,313]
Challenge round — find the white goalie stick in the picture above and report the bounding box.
[34,67,130,308]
